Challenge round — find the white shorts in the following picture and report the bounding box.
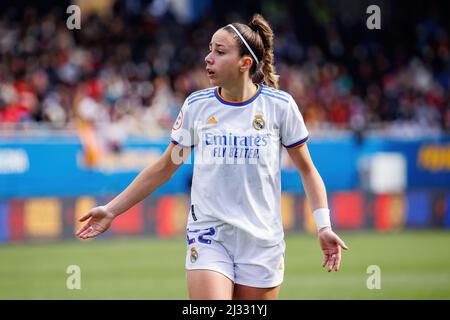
[185,223,285,288]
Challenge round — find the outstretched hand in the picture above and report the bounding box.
[318,227,348,272]
[75,206,115,240]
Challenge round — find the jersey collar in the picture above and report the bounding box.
[214,84,262,107]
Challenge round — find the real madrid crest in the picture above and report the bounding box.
[252,114,265,130]
[190,247,198,263]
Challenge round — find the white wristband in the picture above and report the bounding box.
[313,208,331,231]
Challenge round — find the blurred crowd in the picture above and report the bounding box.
[0,0,449,145]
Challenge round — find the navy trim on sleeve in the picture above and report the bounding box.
[171,138,195,148]
[283,135,309,148]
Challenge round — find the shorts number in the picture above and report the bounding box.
[186,227,216,245]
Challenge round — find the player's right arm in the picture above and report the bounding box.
[75,142,191,239]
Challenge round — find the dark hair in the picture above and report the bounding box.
[223,14,279,88]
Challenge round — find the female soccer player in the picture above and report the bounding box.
[76,14,348,300]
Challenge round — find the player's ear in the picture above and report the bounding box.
[239,56,253,72]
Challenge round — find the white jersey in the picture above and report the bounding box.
[170,84,309,245]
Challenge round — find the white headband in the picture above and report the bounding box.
[227,24,259,65]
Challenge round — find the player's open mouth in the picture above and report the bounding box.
[206,69,215,77]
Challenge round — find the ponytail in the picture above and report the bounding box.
[248,14,279,89]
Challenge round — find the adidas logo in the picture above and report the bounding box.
[207,116,217,124]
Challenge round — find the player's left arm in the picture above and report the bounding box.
[286,144,349,272]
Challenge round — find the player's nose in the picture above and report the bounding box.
[204,52,213,65]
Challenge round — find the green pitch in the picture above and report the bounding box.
[1,230,449,299]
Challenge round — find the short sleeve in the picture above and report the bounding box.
[170,100,197,148]
[281,96,309,148]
